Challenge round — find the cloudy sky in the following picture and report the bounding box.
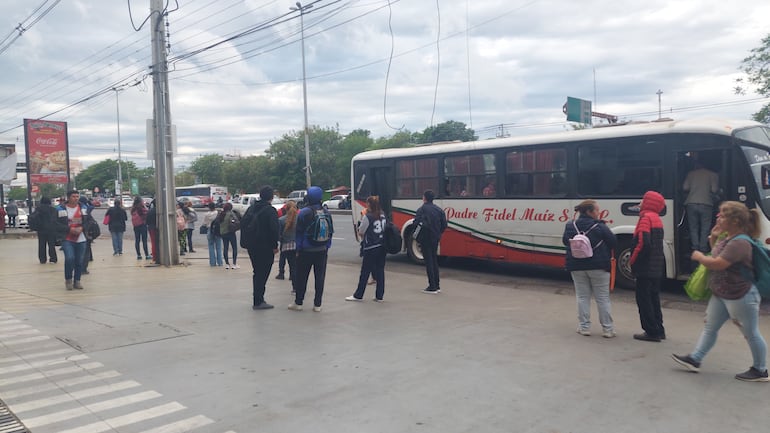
[1,0,769,170]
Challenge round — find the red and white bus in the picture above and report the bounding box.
[351,118,770,288]
[175,184,228,206]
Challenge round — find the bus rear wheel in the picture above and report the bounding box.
[615,237,636,290]
[405,232,425,265]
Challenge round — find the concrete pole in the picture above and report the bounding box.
[113,87,123,197]
[291,2,313,188]
[150,0,178,265]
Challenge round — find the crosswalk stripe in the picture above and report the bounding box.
[1,335,50,346]
[55,402,186,433]
[0,370,122,399]
[23,391,162,428]
[0,354,89,376]
[0,323,33,331]
[12,380,141,413]
[0,348,77,364]
[0,362,104,387]
[136,414,214,433]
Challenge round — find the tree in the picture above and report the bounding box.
[735,33,770,123]
[175,170,196,187]
[75,159,138,196]
[413,120,477,144]
[224,156,272,195]
[189,154,225,184]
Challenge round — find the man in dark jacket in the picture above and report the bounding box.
[289,186,332,312]
[629,190,666,342]
[5,200,18,227]
[246,186,279,310]
[413,189,448,294]
[34,197,60,264]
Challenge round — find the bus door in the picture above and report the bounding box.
[674,149,728,276]
[353,162,394,219]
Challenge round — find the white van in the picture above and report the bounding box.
[232,194,286,215]
[287,190,306,201]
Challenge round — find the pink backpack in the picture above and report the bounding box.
[569,221,602,259]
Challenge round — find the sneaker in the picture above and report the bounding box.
[137,255,142,260]
[65,279,74,290]
[234,264,240,269]
[288,303,303,311]
[602,330,616,338]
[73,281,84,290]
[735,367,769,382]
[224,264,230,269]
[313,306,322,312]
[252,302,274,310]
[633,332,661,342]
[576,328,591,336]
[275,273,285,280]
[671,354,701,373]
[345,296,363,302]
[373,298,384,303]
[422,288,440,294]
[146,255,152,260]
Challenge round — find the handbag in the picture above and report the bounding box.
[103,214,110,225]
[609,256,617,292]
[684,263,711,301]
[200,225,208,235]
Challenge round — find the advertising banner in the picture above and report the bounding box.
[0,144,16,183]
[24,119,69,185]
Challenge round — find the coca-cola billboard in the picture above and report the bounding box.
[24,119,69,185]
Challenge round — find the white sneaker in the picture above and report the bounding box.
[224,264,230,269]
[345,296,363,302]
[602,330,617,338]
[288,303,303,311]
[576,328,591,336]
[234,264,240,269]
[312,306,322,312]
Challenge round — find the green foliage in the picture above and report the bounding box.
[189,154,225,184]
[39,184,64,200]
[8,188,28,201]
[736,33,770,123]
[224,156,272,195]
[175,171,196,187]
[75,159,139,195]
[413,120,477,144]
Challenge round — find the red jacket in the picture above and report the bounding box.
[629,191,666,278]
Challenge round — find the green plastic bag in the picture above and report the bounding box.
[685,264,711,301]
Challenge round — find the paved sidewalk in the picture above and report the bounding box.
[0,237,768,433]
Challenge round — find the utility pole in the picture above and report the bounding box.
[290,1,313,188]
[150,0,178,265]
[112,87,123,197]
[656,89,663,120]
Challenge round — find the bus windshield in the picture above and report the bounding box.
[738,125,770,218]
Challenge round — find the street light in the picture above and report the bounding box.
[111,87,124,196]
[290,1,313,188]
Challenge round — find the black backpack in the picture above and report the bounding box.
[384,221,402,254]
[28,209,42,231]
[239,205,269,249]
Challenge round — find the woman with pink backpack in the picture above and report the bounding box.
[562,199,618,338]
[131,196,151,260]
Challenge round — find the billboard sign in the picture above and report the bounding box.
[24,119,69,185]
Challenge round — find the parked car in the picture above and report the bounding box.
[287,190,306,202]
[4,208,28,228]
[323,194,349,210]
[233,194,285,215]
[177,196,203,208]
[121,196,133,208]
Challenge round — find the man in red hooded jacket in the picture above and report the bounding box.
[629,190,666,342]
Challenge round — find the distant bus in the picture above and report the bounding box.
[351,118,770,289]
[175,184,228,206]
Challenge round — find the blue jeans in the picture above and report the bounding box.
[691,286,767,371]
[61,240,86,281]
[207,232,223,266]
[686,203,713,253]
[570,269,613,332]
[111,230,124,254]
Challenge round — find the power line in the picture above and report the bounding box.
[0,0,63,55]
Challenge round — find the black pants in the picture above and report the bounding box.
[635,276,665,337]
[354,247,386,300]
[422,241,440,290]
[186,228,194,251]
[248,247,274,306]
[38,233,57,263]
[135,225,149,257]
[293,249,328,307]
[278,249,287,275]
[82,240,93,272]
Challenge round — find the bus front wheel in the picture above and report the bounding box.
[406,232,425,265]
[615,237,636,290]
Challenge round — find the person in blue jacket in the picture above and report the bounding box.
[562,199,618,338]
[289,186,332,312]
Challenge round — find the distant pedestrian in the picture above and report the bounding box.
[673,201,768,382]
[175,202,188,256]
[562,199,618,338]
[218,202,239,269]
[32,197,59,264]
[5,200,18,227]
[106,199,128,256]
[413,190,447,294]
[147,200,159,263]
[131,196,150,260]
[683,158,719,253]
[347,195,387,302]
[276,200,298,282]
[289,186,332,312]
[183,201,198,253]
[0,206,5,231]
[630,190,666,342]
[79,196,95,274]
[202,203,223,267]
[56,190,89,290]
[245,186,279,310]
